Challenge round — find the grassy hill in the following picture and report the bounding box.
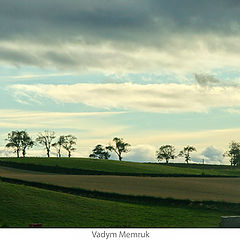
[0,180,236,227]
[0,157,240,177]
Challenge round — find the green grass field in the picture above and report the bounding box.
[0,180,236,227]
[1,157,240,227]
[0,157,240,177]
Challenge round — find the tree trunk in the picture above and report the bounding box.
[119,155,122,161]
[47,149,50,157]
[166,159,169,164]
[16,149,19,158]
[22,149,26,158]
[68,151,71,157]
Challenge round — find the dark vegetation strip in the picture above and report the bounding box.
[1,175,240,214]
[157,162,238,170]
[0,160,239,178]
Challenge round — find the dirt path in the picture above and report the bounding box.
[0,166,239,203]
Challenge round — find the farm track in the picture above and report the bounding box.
[0,166,240,203]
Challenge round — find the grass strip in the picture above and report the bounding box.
[0,160,239,178]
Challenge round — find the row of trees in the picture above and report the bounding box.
[90,142,199,164]
[89,137,131,161]
[5,131,131,161]
[156,142,240,167]
[6,130,77,158]
[4,130,240,166]
[156,145,197,164]
[89,142,198,164]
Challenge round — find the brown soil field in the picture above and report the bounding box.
[0,166,239,203]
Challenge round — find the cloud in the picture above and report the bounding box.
[11,73,75,79]
[124,145,157,163]
[190,147,224,165]
[2,36,240,75]
[224,108,240,114]
[191,146,225,165]
[0,1,240,73]
[0,109,127,140]
[202,146,224,164]
[1,0,240,42]
[195,74,220,87]
[10,82,240,113]
[0,109,124,119]
[0,148,13,157]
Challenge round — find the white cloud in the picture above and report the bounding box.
[0,147,13,157]
[202,146,224,164]
[127,128,240,150]
[10,82,240,113]
[0,109,124,119]
[1,35,240,75]
[0,35,240,74]
[224,108,240,114]
[0,109,127,141]
[124,144,157,163]
[191,146,226,165]
[10,73,75,79]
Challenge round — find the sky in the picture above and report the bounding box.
[1,0,240,163]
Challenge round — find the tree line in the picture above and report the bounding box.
[4,130,240,166]
[5,131,131,160]
[5,130,77,158]
[156,142,240,167]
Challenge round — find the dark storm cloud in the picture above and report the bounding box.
[149,0,240,33]
[1,0,240,72]
[0,46,44,66]
[0,0,150,43]
[1,0,240,43]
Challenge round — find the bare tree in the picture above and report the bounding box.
[62,135,77,157]
[106,137,130,161]
[36,130,56,157]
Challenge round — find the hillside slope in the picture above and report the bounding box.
[0,180,232,227]
[0,157,239,177]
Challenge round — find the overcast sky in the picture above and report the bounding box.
[1,0,240,163]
